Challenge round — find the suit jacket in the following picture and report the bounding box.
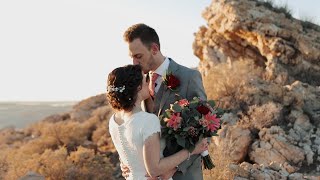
[145,58,207,180]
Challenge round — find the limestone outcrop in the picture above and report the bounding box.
[194,0,320,178]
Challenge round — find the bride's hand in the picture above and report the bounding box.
[191,138,208,155]
[146,168,176,180]
[120,159,130,179]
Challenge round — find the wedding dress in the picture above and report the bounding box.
[109,111,172,180]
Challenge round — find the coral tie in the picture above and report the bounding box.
[149,72,159,97]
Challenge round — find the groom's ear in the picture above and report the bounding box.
[151,43,159,55]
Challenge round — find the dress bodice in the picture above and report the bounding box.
[109,111,167,180]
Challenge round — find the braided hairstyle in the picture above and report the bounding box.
[107,64,143,111]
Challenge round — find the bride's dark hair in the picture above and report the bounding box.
[107,64,143,111]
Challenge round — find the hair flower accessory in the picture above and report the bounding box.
[163,71,180,91]
[107,85,125,93]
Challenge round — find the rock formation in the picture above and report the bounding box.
[193,0,320,179]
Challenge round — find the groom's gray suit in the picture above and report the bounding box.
[145,58,207,180]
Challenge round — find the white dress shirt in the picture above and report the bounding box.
[149,57,170,93]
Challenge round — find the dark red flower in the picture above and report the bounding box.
[167,74,180,89]
[197,105,210,115]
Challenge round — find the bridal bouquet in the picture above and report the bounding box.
[160,96,223,170]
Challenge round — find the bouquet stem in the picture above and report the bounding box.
[201,150,214,170]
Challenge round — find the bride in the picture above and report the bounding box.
[107,65,208,180]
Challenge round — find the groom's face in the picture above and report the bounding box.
[128,38,154,74]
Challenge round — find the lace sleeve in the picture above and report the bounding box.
[141,114,161,143]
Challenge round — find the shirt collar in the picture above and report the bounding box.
[151,57,170,77]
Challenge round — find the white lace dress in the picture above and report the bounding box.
[109,111,170,180]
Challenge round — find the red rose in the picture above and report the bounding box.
[197,105,210,115]
[167,74,180,89]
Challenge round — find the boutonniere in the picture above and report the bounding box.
[163,71,180,91]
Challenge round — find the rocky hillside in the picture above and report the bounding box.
[0,94,123,180]
[194,0,320,179]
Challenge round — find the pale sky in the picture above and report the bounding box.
[0,0,319,101]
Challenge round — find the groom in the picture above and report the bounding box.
[122,23,207,180]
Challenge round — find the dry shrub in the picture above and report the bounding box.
[203,60,263,109]
[92,126,108,143]
[92,125,115,153]
[19,137,58,155]
[91,106,114,121]
[66,146,114,180]
[39,121,90,147]
[0,149,9,180]
[3,120,93,156]
[4,147,63,179]
[2,146,114,180]
[203,140,235,180]
[0,128,28,148]
[37,147,72,179]
[240,102,283,130]
[4,150,42,180]
[0,116,115,179]
[91,115,116,153]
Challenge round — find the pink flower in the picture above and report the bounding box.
[178,99,189,107]
[166,113,182,131]
[199,114,220,132]
[205,114,220,132]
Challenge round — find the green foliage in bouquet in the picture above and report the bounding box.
[160,96,224,169]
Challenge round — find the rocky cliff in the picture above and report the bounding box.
[194,0,320,179]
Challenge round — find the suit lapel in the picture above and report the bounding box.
[157,59,179,116]
[153,82,164,113]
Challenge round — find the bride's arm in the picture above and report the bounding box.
[143,133,207,178]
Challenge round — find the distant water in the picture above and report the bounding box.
[0,102,76,130]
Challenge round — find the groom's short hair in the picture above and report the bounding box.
[123,23,160,50]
